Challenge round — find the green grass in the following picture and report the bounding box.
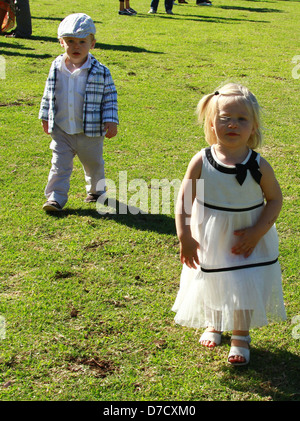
[0,0,299,401]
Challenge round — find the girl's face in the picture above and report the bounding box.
[212,97,255,151]
[60,35,96,68]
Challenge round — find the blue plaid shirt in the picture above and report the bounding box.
[39,54,118,137]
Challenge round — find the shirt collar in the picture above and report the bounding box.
[60,53,92,74]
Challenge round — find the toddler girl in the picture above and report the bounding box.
[172,83,286,365]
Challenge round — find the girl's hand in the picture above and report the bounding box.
[231,158,283,259]
[180,237,200,269]
[175,151,203,270]
[231,227,260,258]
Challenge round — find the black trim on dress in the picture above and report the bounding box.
[205,147,262,186]
[200,258,278,273]
[206,147,237,174]
[200,200,264,212]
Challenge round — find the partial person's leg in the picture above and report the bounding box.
[165,0,174,12]
[199,309,222,348]
[119,0,125,11]
[76,134,106,197]
[14,0,32,37]
[228,310,252,365]
[150,0,159,12]
[44,127,75,208]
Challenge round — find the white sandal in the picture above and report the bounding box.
[228,335,251,366]
[199,330,222,347]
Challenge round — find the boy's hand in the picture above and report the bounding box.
[42,120,50,135]
[104,122,118,139]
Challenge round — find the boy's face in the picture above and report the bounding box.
[59,35,96,67]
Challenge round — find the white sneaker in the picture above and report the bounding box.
[148,8,156,13]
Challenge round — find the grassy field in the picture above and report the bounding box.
[0,0,299,402]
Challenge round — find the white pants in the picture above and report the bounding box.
[45,125,105,208]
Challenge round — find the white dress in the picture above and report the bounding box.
[172,146,286,331]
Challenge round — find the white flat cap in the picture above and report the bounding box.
[58,13,96,38]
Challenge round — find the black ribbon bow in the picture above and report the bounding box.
[235,153,262,186]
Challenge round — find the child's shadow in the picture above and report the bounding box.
[220,341,300,400]
[51,199,176,236]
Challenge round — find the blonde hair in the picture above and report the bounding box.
[196,83,263,149]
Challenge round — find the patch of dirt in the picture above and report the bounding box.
[83,239,110,251]
[68,357,115,378]
[0,100,34,107]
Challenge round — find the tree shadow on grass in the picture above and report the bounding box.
[218,5,285,13]
[0,40,34,50]
[0,39,53,58]
[31,16,102,24]
[0,50,52,58]
[27,37,163,54]
[137,13,269,24]
[47,199,176,236]
[1,35,163,55]
[220,346,300,401]
[95,42,163,55]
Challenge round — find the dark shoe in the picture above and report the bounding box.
[84,192,107,203]
[119,10,133,15]
[126,8,137,14]
[5,31,17,38]
[84,193,100,203]
[5,31,31,39]
[196,1,212,5]
[43,200,62,212]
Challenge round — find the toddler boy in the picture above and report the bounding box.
[39,13,118,211]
